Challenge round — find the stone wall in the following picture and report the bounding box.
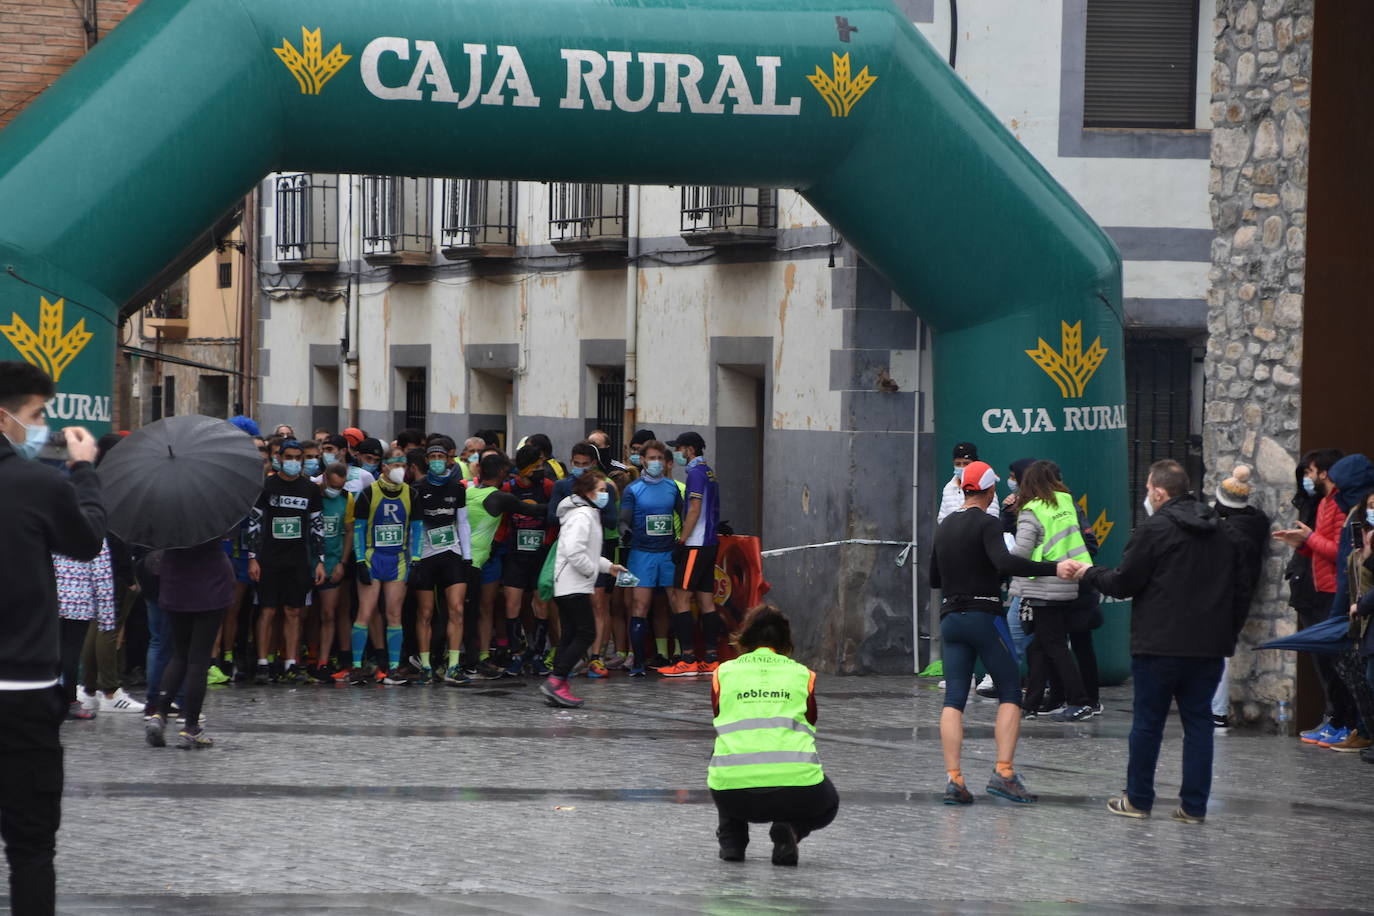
[1205,0,1314,725]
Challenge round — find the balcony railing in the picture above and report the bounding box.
[362,176,434,266]
[275,173,339,271]
[680,186,778,246]
[440,179,517,260]
[144,277,189,338]
[549,183,629,254]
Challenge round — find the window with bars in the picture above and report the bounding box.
[403,368,427,432]
[549,183,629,254]
[274,173,339,271]
[440,179,517,259]
[362,176,434,266]
[680,186,778,246]
[1125,336,1202,527]
[594,370,625,458]
[1084,0,1199,129]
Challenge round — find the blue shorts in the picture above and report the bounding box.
[479,553,503,585]
[627,550,676,589]
[362,550,408,584]
[229,555,252,585]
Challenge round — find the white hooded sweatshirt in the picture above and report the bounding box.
[554,494,613,597]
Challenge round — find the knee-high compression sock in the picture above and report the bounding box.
[629,617,650,663]
[505,618,523,652]
[700,612,723,657]
[671,612,697,661]
[530,619,549,656]
[350,624,368,668]
[386,626,404,670]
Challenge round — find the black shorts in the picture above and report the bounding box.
[411,552,470,591]
[595,540,619,591]
[257,564,313,608]
[502,547,548,591]
[673,544,718,594]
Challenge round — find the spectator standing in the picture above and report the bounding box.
[1082,460,1248,824]
[939,442,998,523]
[1210,466,1271,732]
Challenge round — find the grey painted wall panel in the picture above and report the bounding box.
[841,391,917,432]
[1124,297,1208,329]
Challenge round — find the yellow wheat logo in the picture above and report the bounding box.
[1025,320,1108,399]
[807,52,877,118]
[275,27,352,95]
[1076,494,1114,548]
[1,297,93,383]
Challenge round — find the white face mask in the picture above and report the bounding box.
[1143,492,1156,517]
[387,467,406,485]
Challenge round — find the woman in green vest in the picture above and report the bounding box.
[708,605,838,867]
[1009,460,1094,721]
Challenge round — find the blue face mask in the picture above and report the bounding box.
[281,459,302,477]
[467,452,480,464]
[646,459,664,477]
[324,486,342,499]
[304,458,321,476]
[362,460,380,475]
[1302,477,1316,496]
[593,490,610,509]
[428,459,449,476]
[1008,479,1018,493]
[629,453,643,467]
[271,456,282,472]
[570,465,586,477]
[2,409,49,461]
[1367,509,1374,528]
[674,451,688,467]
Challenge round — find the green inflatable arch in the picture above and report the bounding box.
[0,0,1130,678]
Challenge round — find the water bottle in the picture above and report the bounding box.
[1275,700,1290,736]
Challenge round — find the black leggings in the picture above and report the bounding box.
[551,593,595,678]
[712,777,839,847]
[1022,600,1088,710]
[156,609,225,729]
[941,610,1021,709]
[58,618,90,706]
[1042,629,1102,707]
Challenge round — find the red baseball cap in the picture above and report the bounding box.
[342,427,365,447]
[960,460,999,493]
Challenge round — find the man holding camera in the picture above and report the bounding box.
[0,361,105,915]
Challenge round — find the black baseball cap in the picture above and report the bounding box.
[630,428,657,447]
[355,437,385,458]
[952,442,978,461]
[667,431,706,452]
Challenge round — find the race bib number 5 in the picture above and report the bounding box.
[374,524,405,547]
[646,514,672,537]
[272,517,302,540]
[517,529,545,552]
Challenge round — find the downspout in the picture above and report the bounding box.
[237,188,255,417]
[623,185,641,450]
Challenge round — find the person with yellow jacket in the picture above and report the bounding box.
[708,605,838,866]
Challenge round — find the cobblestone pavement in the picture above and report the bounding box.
[5,675,1372,914]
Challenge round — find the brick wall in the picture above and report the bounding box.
[0,0,137,130]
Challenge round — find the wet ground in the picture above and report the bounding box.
[7,674,1372,914]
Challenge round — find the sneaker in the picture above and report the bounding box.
[539,676,584,708]
[975,675,998,699]
[648,654,671,669]
[1316,726,1352,748]
[768,823,799,866]
[100,689,144,713]
[603,651,628,671]
[657,658,700,678]
[586,658,609,679]
[77,687,100,713]
[1213,715,1230,733]
[697,657,720,675]
[1329,729,1372,752]
[1089,703,1104,717]
[145,714,166,747]
[174,713,206,727]
[349,669,371,686]
[331,667,354,685]
[177,728,213,749]
[986,770,1036,803]
[412,667,433,686]
[381,670,410,686]
[206,664,230,686]
[66,701,96,721]
[443,667,473,687]
[1170,807,1205,825]
[1300,720,1337,744]
[1107,794,1150,819]
[253,663,270,685]
[309,665,334,684]
[1020,709,1039,720]
[1051,705,1094,722]
[628,663,647,678]
[1039,702,1066,716]
[529,656,552,678]
[473,660,504,680]
[408,654,427,673]
[943,779,974,806]
[503,654,526,678]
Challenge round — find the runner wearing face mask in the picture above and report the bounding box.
[627,428,656,473]
[620,441,685,676]
[348,447,415,685]
[353,437,386,483]
[498,444,557,676]
[302,439,324,480]
[408,439,473,685]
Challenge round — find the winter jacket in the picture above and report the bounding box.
[1082,494,1247,658]
[553,495,613,597]
[52,542,116,630]
[1325,455,1374,620]
[1284,485,1320,612]
[1215,503,1271,614]
[1297,488,1343,594]
[0,437,106,681]
[1008,501,1086,602]
[938,473,999,524]
[1346,549,1373,656]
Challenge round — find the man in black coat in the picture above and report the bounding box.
[1076,459,1248,825]
[0,361,105,915]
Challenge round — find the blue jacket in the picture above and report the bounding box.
[1326,454,1374,620]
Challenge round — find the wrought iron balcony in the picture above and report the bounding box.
[680,186,778,247]
[275,173,339,272]
[440,179,517,260]
[362,176,434,267]
[549,183,629,254]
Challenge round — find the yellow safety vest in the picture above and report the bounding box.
[708,649,822,791]
[1027,491,1092,572]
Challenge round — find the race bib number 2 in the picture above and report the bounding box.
[427,525,457,551]
[517,529,545,552]
[272,517,302,540]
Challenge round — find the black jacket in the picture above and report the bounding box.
[0,437,106,680]
[1082,494,1246,658]
[1215,503,1271,614]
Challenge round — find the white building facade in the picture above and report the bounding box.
[256,0,1216,674]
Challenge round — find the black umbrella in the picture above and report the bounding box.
[98,415,264,549]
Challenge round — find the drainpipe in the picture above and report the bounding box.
[238,188,256,417]
[623,185,641,450]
